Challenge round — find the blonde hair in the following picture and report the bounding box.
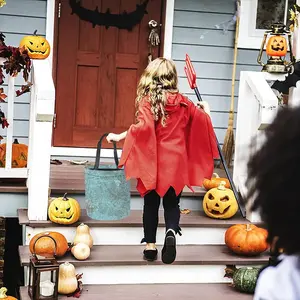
[136,57,178,126]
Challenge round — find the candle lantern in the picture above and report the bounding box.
[28,235,59,300]
[257,22,295,73]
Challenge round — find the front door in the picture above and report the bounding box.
[53,0,164,147]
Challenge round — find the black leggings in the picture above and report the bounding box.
[142,187,182,243]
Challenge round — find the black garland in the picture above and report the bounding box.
[69,0,149,30]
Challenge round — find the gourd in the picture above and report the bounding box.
[225,224,268,256]
[266,35,287,57]
[58,262,78,295]
[0,287,17,300]
[73,223,93,248]
[202,173,230,190]
[0,139,28,168]
[48,193,81,225]
[203,181,238,219]
[71,243,90,260]
[225,265,260,294]
[29,231,69,257]
[19,30,50,59]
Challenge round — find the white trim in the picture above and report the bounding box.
[47,0,175,157]
[163,0,175,59]
[46,0,56,71]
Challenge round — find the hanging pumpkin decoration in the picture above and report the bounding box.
[48,193,81,225]
[58,262,78,295]
[29,231,69,258]
[0,287,17,300]
[266,35,288,57]
[19,30,50,59]
[225,224,268,256]
[202,173,230,190]
[225,265,261,294]
[73,223,93,248]
[203,181,238,219]
[0,139,28,168]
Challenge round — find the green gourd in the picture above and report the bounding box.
[225,265,261,294]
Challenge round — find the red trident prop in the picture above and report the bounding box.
[184,54,245,218]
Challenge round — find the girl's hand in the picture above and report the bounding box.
[197,101,211,117]
[106,133,120,143]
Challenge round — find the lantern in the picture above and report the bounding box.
[28,235,59,300]
[257,22,295,73]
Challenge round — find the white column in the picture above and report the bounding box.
[163,0,175,59]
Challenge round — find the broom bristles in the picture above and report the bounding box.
[221,126,235,168]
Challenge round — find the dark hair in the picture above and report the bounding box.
[247,106,300,254]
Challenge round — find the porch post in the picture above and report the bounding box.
[27,60,55,221]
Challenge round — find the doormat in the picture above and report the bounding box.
[69,0,149,30]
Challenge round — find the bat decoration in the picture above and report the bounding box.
[69,0,149,30]
[271,61,300,94]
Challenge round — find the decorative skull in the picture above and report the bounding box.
[203,181,238,219]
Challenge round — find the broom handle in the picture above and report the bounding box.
[194,86,246,218]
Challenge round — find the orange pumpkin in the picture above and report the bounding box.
[225,224,268,256]
[203,173,230,190]
[29,231,69,258]
[0,287,17,300]
[266,35,288,57]
[0,139,28,168]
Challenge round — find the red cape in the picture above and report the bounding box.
[119,93,219,197]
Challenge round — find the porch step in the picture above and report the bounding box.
[19,283,253,300]
[19,245,268,284]
[19,209,256,245]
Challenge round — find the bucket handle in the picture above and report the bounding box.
[94,133,119,170]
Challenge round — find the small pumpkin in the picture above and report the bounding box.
[0,139,28,168]
[71,242,90,260]
[48,193,81,225]
[225,265,260,294]
[29,231,69,257]
[203,181,238,219]
[225,224,268,256]
[73,223,93,248]
[266,35,287,57]
[19,30,50,59]
[58,262,78,295]
[0,287,17,300]
[202,173,230,190]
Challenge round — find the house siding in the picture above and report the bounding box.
[172,0,261,145]
[0,0,47,144]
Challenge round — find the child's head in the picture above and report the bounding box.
[136,58,178,126]
[247,106,300,254]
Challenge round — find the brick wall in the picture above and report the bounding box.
[0,218,5,287]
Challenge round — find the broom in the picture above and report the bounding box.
[221,0,240,168]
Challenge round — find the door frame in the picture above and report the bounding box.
[46,0,175,157]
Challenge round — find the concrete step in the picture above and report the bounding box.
[19,209,256,245]
[19,244,268,285]
[20,283,253,300]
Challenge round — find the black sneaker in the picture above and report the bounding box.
[143,248,158,261]
[162,229,176,264]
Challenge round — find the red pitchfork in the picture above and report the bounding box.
[184,54,245,218]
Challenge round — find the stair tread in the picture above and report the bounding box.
[19,244,269,266]
[20,283,253,299]
[18,209,258,228]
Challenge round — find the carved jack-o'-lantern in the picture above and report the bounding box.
[266,35,288,57]
[203,181,238,219]
[48,193,81,225]
[19,30,50,59]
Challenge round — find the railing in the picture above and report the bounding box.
[0,59,55,221]
[233,71,284,222]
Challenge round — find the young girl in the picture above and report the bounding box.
[246,106,300,299]
[107,58,218,264]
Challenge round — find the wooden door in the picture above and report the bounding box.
[53,0,164,148]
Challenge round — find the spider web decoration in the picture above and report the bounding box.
[69,0,149,30]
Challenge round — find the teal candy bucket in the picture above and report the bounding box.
[85,134,130,220]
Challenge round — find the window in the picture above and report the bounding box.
[238,0,296,49]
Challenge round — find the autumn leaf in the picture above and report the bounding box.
[0,88,6,102]
[16,82,32,97]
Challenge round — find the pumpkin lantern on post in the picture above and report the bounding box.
[257,22,294,73]
[28,234,59,300]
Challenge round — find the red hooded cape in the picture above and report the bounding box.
[119,93,219,197]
